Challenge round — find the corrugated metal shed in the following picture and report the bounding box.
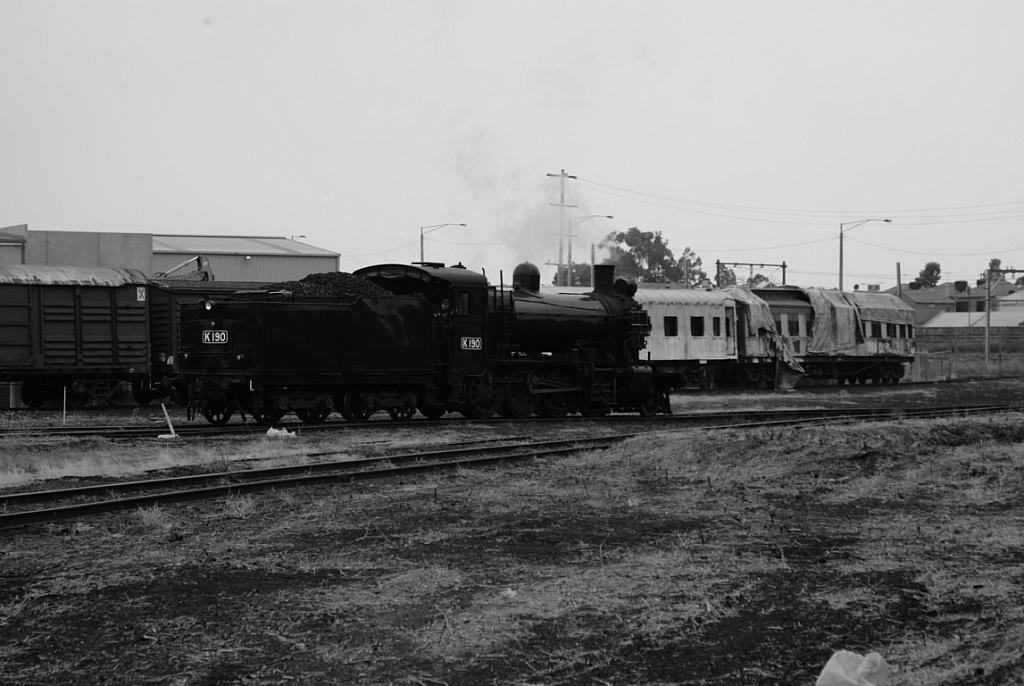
[152,234,340,282]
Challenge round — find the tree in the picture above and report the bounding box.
[676,247,710,288]
[552,263,593,287]
[981,258,1003,285]
[715,263,737,287]
[600,227,682,283]
[914,262,942,288]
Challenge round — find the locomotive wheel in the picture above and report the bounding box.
[460,378,499,419]
[580,403,608,418]
[499,384,535,419]
[202,408,233,425]
[387,407,416,421]
[340,392,374,422]
[418,405,447,419]
[537,393,571,418]
[638,396,660,417]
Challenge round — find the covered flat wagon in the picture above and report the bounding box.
[0,265,151,407]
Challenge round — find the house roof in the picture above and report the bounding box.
[152,234,339,258]
[887,280,1017,304]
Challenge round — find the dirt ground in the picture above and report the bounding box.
[2,403,1024,684]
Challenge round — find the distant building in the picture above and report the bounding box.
[917,307,1024,353]
[0,224,339,281]
[886,280,1018,327]
[1000,291,1024,311]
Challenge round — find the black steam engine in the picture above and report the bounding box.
[178,261,658,424]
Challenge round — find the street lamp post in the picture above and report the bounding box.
[419,223,467,264]
[838,218,891,290]
[567,214,613,286]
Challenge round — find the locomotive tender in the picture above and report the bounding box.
[178,261,660,424]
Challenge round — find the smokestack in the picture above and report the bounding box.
[593,264,614,292]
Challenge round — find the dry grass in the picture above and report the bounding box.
[2,412,1024,684]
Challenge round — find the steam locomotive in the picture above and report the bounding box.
[177,262,660,424]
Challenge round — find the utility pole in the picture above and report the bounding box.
[546,169,577,286]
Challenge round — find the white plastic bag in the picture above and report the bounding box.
[815,650,890,686]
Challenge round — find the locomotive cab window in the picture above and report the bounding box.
[712,317,721,337]
[663,316,678,337]
[690,316,704,337]
[725,308,733,337]
[453,292,472,315]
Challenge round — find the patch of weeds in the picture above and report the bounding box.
[221,495,257,519]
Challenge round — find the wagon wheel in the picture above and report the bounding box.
[580,403,609,418]
[19,381,49,409]
[251,407,285,426]
[296,407,330,424]
[387,407,416,421]
[418,405,447,419]
[499,383,535,419]
[202,408,233,425]
[459,378,499,419]
[65,384,91,409]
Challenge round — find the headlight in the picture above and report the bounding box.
[202,300,214,312]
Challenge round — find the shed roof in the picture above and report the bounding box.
[153,234,339,258]
[923,311,1024,327]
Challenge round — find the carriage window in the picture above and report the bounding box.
[908,324,914,338]
[774,317,782,333]
[898,324,906,338]
[869,321,882,338]
[663,316,678,337]
[787,318,800,336]
[725,308,733,337]
[690,316,705,337]
[886,323,896,338]
[712,317,721,336]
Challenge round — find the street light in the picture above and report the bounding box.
[838,218,891,290]
[566,214,613,286]
[419,223,467,264]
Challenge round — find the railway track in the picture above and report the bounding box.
[3,397,1022,441]
[1,403,1019,530]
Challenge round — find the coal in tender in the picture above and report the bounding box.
[266,272,392,298]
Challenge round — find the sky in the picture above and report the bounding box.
[3,0,1024,290]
